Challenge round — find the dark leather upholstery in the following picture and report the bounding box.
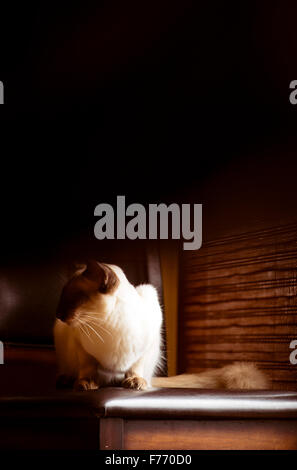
[95,388,297,419]
[0,238,166,400]
[1,384,297,420]
[0,239,159,344]
[1,238,297,450]
[0,261,68,343]
[2,343,297,421]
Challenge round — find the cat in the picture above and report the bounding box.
[54,260,268,391]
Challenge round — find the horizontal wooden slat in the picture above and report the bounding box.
[179,223,297,390]
[123,419,297,450]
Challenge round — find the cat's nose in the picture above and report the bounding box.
[56,309,75,325]
[56,310,67,322]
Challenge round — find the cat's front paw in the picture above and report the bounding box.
[74,378,99,391]
[122,375,148,390]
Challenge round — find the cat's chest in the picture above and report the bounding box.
[78,311,148,372]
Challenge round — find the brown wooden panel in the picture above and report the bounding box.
[179,223,297,390]
[100,418,124,450]
[123,419,297,450]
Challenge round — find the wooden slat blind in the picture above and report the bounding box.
[179,223,297,390]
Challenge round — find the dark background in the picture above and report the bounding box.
[1,0,297,260]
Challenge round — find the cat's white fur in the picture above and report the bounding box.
[54,264,163,387]
[54,263,268,390]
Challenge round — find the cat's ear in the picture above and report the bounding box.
[73,263,87,276]
[62,262,87,283]
[83,260,119,293]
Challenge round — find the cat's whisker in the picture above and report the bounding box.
[83,310,107,318]
[79,325,87,339]
[77,324,87,341]
[83,321,105,343]
[82,313,102,320]
[81,315,112,336]
[83,312,107,323]
[88,321,112,337]
[77,319,94,343]
[82,312,109,322]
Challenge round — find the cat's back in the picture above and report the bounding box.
[136,283,159,303]
[136,284,162,323]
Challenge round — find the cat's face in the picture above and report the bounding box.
[56,261,119,325]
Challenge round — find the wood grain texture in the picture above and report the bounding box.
[100,418,124,450]
[123,419,297,450]
[179,223,297,390]
[160,242,179,375]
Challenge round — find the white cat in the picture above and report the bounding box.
[54,261,268,391]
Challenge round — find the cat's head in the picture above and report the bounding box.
[56,260,120,325]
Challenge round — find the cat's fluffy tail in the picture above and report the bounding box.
[152,362,268,390]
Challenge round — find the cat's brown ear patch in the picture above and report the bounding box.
[83,260,119,294]
[73,263,87,276]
